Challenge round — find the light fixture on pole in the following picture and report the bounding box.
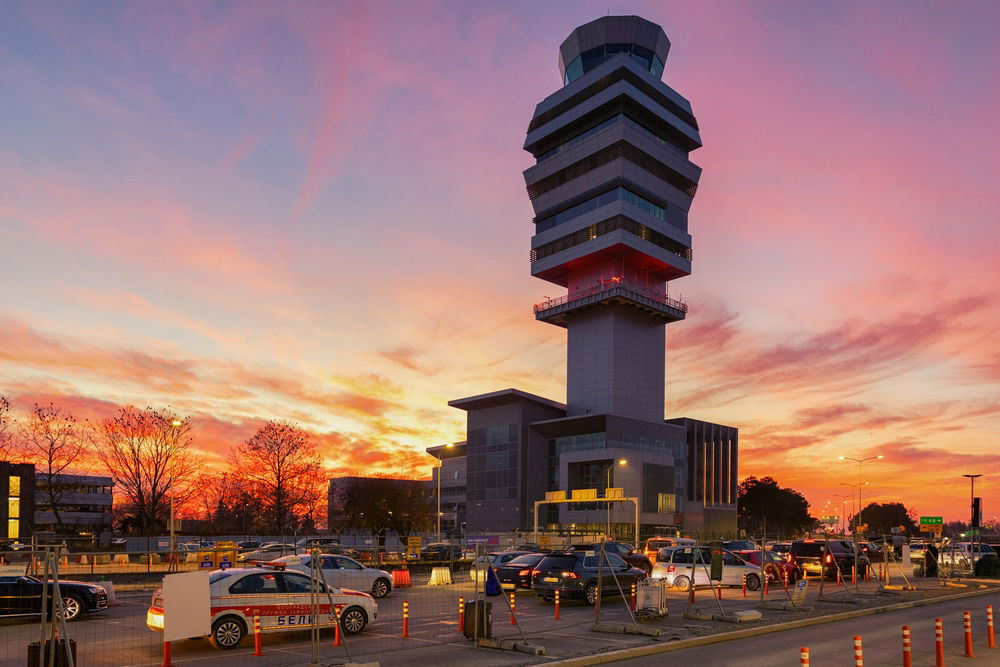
[838,455,883,532]
[605,459,627,538]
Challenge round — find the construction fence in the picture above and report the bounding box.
[1,536,998,667]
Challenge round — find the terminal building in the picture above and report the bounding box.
[429,16,737,540]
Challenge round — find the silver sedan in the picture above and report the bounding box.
[271,553,393,598]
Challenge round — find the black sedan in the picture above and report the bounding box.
[495,553,545,591]
[0,574,108,621]
[532,551,646,605]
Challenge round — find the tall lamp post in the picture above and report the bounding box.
[432,443,454,542]
[834,493,852,535]
[434,459,443,541]
[839,482,867,531]
[839,455,883,532]
[962,474,982,539]
[605,459,627,538]
[169,419,182,568]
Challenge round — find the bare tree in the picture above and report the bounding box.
[19,403,88,533]
[0,395,17,461]
[337,476,434,545]
[92,406,199,535]
[193,472,262,535]
[230,421,323,536]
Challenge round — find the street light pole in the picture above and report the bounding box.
[169,419,182,568]
[962,474,982,538]
[839,455,883,532]
[435,460,442,542]
[605,459,627,539]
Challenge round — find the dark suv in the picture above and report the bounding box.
[568,542,652,575]
[789,539,869,579]
[531,550,646,605]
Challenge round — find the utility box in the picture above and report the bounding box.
[462,600,492,639]
[636,579,669,616]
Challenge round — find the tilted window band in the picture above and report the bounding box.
[527,140,699,200]
[530,215,692,263]
[528,68,699,134]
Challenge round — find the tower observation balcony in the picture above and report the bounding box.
[534,278,687,327]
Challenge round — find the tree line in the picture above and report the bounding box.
[0,396,326,536]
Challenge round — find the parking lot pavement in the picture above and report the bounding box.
[0,573,996,666]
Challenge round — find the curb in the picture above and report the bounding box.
[543,585,1000,666]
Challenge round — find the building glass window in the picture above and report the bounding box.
[7,519,18,539]
[7,498,18,519]
[536,186,666,233]
[657,493,676,514]
[9,476,20,495]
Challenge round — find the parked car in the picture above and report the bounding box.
[642,536,696,560]
[0,574,108,621]
[237,541,262,550]
[420,543,461,560]
[146,567,377,649]
[651,546,762,590]
[237,544,297,562]
[269,554,393,598]
[495,553,546,591]
[766,542,792,559]
[295,537,340,550]
[937,542,997,571]
[470,551,533,583]
[788,539,870,580]
[732,550,798,584]
[860,541,884,562]
[568,542,652,575]
[722,540,758,552]
[531,551,647,605]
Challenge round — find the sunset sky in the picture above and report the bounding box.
[2,1,997,523]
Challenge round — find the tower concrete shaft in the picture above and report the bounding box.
[524,15,702,422]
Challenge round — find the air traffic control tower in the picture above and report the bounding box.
[526,15,700,422]
[445,16,737,539]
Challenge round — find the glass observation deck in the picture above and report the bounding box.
[564,43,664,85]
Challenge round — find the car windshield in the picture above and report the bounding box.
[506,554,544,567]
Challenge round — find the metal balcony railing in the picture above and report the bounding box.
[533,281,687,319]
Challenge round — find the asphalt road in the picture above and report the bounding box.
[614,590,1000,666]
[0,572,995,666]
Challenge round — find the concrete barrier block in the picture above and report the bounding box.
[428,567,452,586]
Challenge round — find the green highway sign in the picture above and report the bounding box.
[919,516,943,525]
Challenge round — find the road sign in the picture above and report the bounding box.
[407,536,422,548]
[539,536,552,547]
[791,579,809,605]
[920,516,943,533]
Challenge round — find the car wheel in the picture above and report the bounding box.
[745,574,761,591]
[672,575,691,591]
[371,577,391,598]
[58,594,84,622]
[541,593,554,603]
[210,615,246,650]
[584,582,598,606]
[340,606,368,634]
